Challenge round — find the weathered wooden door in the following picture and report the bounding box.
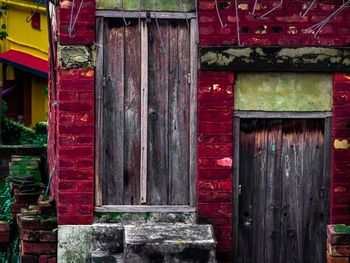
[96,18,197,206]
[237,119,330,263]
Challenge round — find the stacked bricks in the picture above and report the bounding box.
[197,71,234,262]
[0,221,10,244]
[17,200,58,263]
[9,156,42,217]
[332,73,350,226]
[198,0,350,47]
[52,0,96,224]
[327,225,350,263]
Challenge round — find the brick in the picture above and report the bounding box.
[197,204,232,216]
[326,252,349,263]
[21,241,57,255]
[327,225,350,245]
[40,230,57,243]
[0,232,10,243]
[198,168,232,180]
[58,147,93,157]
[197,144,232,158]
[18,215,40,230]
[20,229,40,242]
[328,240,350,257]
[0,221,9,232]
[77,160,93,168]
[58,102,93,113]
[59,125,93,136]
[59,169,94,180]
[58,215,93,225]
[20,254,38,263]
[58,192,93,204]
[198,191,232,203]
[39,255,57,263]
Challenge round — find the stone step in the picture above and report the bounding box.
[124,223,217,263]
[92,252,124,263]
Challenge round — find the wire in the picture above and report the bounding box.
[234,0,243,46]
[180,0,190,30]
[300,0,316,17]
[259,0,283,19]
[153,0,167,54]
[26,0,44,22]
[68,0,84,38]
[215,0,227,28]
[302,0,350,39]
[250,0,259,15]
[195,0,199,44]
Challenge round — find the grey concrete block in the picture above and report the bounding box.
[124,224,217,263]
[92,224,124,254]
[91,252,124,263]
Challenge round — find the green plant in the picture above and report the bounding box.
[0,4,8,40]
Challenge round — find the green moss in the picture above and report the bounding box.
[97,0,195,11]
[235,73,333,111]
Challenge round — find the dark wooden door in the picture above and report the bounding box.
[238,119,329,263]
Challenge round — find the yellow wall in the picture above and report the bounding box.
[3,0,48,59]
[31,77,48,128]
[1,0,49,127]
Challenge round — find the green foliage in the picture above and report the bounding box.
[1,101,47,146]
[0,4,7,41]
[0,178,19,263]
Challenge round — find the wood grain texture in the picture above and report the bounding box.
[95,17,104,206]
[102,20,125,205]
[147,20,170,205]
[238,119,328,263]
[123,21,141,205]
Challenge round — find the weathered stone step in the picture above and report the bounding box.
[92,252,124,263]
[124,223,217,263]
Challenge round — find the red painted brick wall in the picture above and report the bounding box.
[199,0,350,47]
[332,73,350,226]
[197,71,234,262]
[48,0,95,225]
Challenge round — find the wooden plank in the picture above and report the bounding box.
[96,11,197,19]
[238,119,256,262]
[147,20,170,205]
[233,117,240,261]
[280,120,305,263]
[264,120,282,263]
[102,21,125,204]
[251,119,268,263]
[95,205,196,213]
[189,19,198,207]
[234,111,332,119]
[140,20,148,204]
[168,22,190,205]
[123,21,142,205]
[95,17,104,207]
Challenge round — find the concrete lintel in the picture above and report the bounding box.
[58,45,93,69]
[200,46,350,72]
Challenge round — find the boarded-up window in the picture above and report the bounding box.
[96,18,197,207]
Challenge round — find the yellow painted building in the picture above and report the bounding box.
[0,0,48,127]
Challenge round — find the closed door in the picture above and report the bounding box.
[237,119,330,263]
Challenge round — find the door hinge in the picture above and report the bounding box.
[187,73,192,85]
[238,185,242,196]
[102,77,106,88]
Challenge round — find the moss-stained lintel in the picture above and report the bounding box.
[96,0,195,11]
[200,47,350,72]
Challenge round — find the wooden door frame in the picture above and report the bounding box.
[94,15,198,212]
[232,111,332,261]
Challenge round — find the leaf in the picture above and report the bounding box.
[1,24,6,29]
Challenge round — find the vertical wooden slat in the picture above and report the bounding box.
[280,120,305,263]
[102,21,125,204]
[251,120,268,263]
[264,120,282,263]
[168,22,190,205]
[95,17,104,206]
[189,19,198,207]
[140,20,148,204]
[233,117,240,262]
[123,21,142,205]
[238,119,256,262]
[147,20,170,205]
